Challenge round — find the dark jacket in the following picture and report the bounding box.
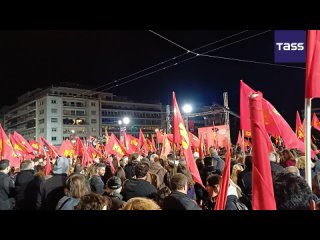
[90,175,105,195]
[270,162,284,175]
[14,170,40,210]
[105,192,126,210]
[205,195,244,210]
[163,191,202,210]
[122,178,157,201]
[200,166,221,187]
[36,174,68,210]
[0,172,15,210]
[124,161,138,179]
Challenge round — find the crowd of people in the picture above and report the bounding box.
[1,143,320,210]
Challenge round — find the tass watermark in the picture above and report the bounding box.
[274,30,306,63]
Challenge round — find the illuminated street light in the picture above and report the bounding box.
[182,104,192,114]
[123,117,130,125]
[118,120,122,125]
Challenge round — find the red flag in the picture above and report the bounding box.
[0,125,20,168]
[75,138,83,156]
[237,131,244,153]
[58,139,75,158]
[296,111,302,135]
[249,92,276,210]
[88,144,103,159]
[199,133,205,159]
[189,132,200,148]
[160,133,171,157]
[105,128,110,145]
[146,138,156,153]
[38,137,46,158]
[214,145,231,210]
[125,134,140,154]
[312,113,320,131]
[305,30,320,99]
[138,129,148,155]
[151,137,156,152]
[105,134,127,159]
[40,137,59,158]
[10,132,35,159]
[155,129,164,144]
[173,92,204,188]
[29,139,39,152]
[240,80,255,132]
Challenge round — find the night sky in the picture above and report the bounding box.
[0,30,318,128]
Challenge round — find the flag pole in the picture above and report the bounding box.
[304,98,312,188]
[241,130,245,158]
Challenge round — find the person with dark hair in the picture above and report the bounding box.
[115,166,126,186]
[56,174,90,210]
[282,149,296,168]
[73,163,85,175]
[14,160,39,210]
[200,157,221,188]
[163,173,201,210]
[124,153,140,179]
[90,163,106,195]
[122,162,157,201]
[75,193,110,210]
[273,172,315,210]
[0,159,15,210]
[36,156,70,210]
[104,176,125,210]
[177,164,196,200]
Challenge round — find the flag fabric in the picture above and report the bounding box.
[297,119,305,141]
[160,133,171,157]
[155,129,164,144]
[305,30,320,99]
[75,138,83,157]
[105,128,110,145]
[189,132,200,149]
[29,139,39,152]
[125,134,140,154]
[296,111,302,135]
[38,137,46,158]
[312,113,320,131]
[0,125,20,168]
[237,131,244,153]
[240,80,256,132]
[249,92,276,210]
[105,134,127,159]
[138,129,148,155]
[10,132,35,160]
[214,145,231,210]
[40,137,59,158]
[151,137,157,152]
[146,138,156,153]
[58,139,75,158]
[173,92,204,188]
[88,143,103,159]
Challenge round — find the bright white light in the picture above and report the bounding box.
[71,129,75,134]
[118,120,122,125]
[123,117,130,125]
[183,104,192,114]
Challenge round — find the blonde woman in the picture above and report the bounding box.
[121,197,161,210]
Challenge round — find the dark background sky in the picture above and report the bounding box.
[0,30,318,128]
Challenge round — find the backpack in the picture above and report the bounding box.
[235,200,248,210]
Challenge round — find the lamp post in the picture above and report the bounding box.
[182,104,192,131]
[118,117,130,140]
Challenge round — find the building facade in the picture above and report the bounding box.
[1,84,164,145]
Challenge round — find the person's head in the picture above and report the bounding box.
[65,174,90,198]
[0,159,10,174]
[94,163,106,177]
[244,155,252,170]
[206,174,222,198]
[273,172,315,210]
[53,156,70,175]
[284,166,300,176]
[312,173,320,197]
[209,147,218,157]
[115,167,126,185]
[20,160,34,171]
[129,153,140,162]
[75,193,110,210]
[121,197,161,210]
[140,157,150,168]
[106,176,122,194]
[203,157,213,167]
[74,163,84,174]
[134,162,149,179]
[171,173,188,194]
[150,154,159,163]
[177,164,195,187]
[282,149,295,161]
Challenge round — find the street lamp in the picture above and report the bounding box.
[182,104,192,131]
[119,117,130,139]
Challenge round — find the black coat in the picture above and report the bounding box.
[124,161,138,180]
[270,162,284,176]
[0,172,15,210]
[90,175,105,195]
[163,191,202,210]
[105,192,126,210]
[200,166,221,187]
[36,174,68,210]
[122,178,157,201]
[14,170,41,210]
